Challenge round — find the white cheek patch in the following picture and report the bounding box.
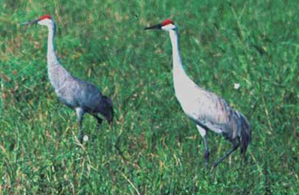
[162,24,176,31]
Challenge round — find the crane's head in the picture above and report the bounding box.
[145,19,176,31]
[21,15,54,27]
[99,96,114,124]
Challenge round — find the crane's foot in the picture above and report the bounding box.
[77,129,85,144]
[78,134,84,144]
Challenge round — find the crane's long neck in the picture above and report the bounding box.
[47,23,58,65]
[169,29,185,75]
[46,23,70,91]
[169,29,194,91]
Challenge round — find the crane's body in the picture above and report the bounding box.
[146,19,251,167]
[22,15,113,139]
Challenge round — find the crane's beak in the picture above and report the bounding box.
[144,23,162,30]
[21,19,39,26]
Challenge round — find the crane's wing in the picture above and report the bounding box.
[183,85,245,138]
[72,78,103,111]
[56,76,102,112]
[192,88,233,132]
[185,84,251,151]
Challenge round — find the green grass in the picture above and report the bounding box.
[1,0,299,194]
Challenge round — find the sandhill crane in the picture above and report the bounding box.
[22,15,113,140]
[145,19,251,167]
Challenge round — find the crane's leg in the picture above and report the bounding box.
[76,107,85,142]
[213,142,239,168]
[196,125,209,165]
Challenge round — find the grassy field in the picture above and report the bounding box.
[1,0,299,194]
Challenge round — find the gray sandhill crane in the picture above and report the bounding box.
[145,19,251,167]
[22,15,113,140]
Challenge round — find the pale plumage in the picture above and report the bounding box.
[146,19,251,167]
[22,15,113,140]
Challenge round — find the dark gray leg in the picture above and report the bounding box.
[213,142,239,168]
[76,107,85,142]
[197,125,209,165]
[203,136,210,165]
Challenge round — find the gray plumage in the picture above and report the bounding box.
[145,19,251,167]
[191,87,251,153]
[23,15,113,139]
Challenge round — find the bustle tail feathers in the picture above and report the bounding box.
[237,112,251,154]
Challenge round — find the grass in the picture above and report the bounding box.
[1,0,299,194]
